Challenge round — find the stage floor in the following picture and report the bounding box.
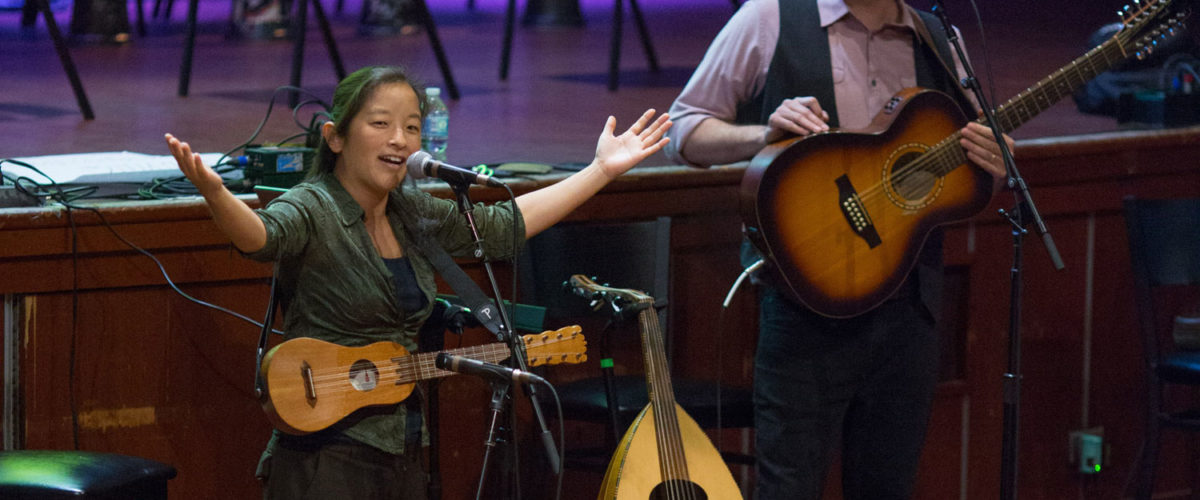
[0,0,1136,171]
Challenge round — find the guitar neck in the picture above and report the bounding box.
[990,36,1127,133]
[926,22,1157,177]
[399,343,512,384]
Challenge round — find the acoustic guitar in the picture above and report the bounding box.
[259,326,587,435]
[568,275,742,500]
[741,0,1188,318]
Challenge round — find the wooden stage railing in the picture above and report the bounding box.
[2,125,1199,499]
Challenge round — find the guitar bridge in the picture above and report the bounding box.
[835,175,882,248]
[301,360,317,407]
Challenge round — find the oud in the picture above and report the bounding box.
[569,275,742,500]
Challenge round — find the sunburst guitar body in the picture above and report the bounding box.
[741,0,1188,317]
[742,88,990,318]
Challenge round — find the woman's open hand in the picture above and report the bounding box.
[165,133,225,196]
[594,109,672,179]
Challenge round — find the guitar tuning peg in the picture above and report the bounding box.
[589,299,603,310]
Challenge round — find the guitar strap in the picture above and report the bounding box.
[405,216,508,338]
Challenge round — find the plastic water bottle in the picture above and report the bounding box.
[422,87,449,162]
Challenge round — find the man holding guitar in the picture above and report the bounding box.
[666,0,1010,498]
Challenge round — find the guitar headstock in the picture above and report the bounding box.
[565,274,655,314]
[523,325,588,366]
[1117,0,1190,60]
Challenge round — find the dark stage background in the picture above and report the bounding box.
[1,0,1132,164]
[4,1,1198,499]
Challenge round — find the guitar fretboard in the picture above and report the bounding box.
[917,3,1179,179]
[393,343,513,384]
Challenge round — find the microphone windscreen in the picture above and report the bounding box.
[435,352,450,369]
[407,150,432,180]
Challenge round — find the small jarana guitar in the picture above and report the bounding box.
[569,275,742,500]
[741,0,1189,317]
[259,326,587,435]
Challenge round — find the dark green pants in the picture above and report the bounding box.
[260,434,428,500]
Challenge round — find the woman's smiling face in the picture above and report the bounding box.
[327,82,423,195]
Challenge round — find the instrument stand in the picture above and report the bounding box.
[420,298,476,500]
[29,0,95,120]
[595,318,623,447]
[448,182,562,490]
[931,3,1065,499]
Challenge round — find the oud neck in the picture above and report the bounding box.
[636,304,691,482]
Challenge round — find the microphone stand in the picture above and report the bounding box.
[476,378,512,500]
[447,181,562,497]
[929,3,1065,499]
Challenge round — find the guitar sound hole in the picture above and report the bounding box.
[891,151,936,199]
[895,169,936,200]
[348,360,379,392]
[649,480,707,499]
[885,150,942,209]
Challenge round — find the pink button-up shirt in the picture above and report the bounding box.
[665,0,973,166]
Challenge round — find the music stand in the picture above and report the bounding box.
[177,0,347,102]
[176,0,460,103]
[605,0,658,91]
[27,0,95,120]
[411,0,460,100]
[499,0,659,91]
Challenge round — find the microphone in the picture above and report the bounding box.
[407,151,503,187]
[435,352,547,385]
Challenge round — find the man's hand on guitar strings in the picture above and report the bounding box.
[959,121,1013,187]
[765,96,831,144]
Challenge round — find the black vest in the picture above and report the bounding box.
[737,0,974,125]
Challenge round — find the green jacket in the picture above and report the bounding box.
[247,173,525,454]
